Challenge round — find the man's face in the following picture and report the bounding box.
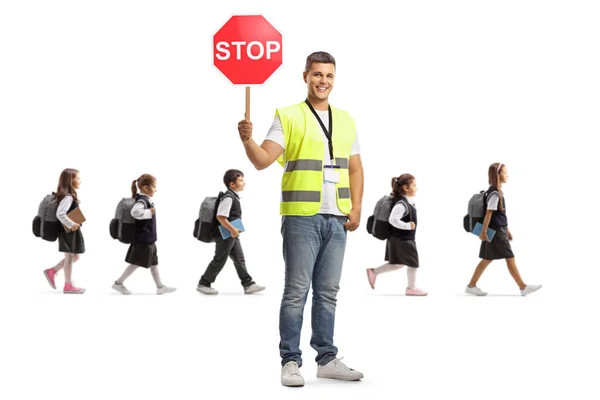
[303,62,335,102]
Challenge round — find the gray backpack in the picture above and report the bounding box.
[366,195,394,240]
[109,197,137,243]
[193,191,226,243]
[463,189,497,232]
[32,193,60,241]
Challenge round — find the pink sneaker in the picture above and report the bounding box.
[366,268,376,289]
[406,287,428,296]
[63,282,85,294]
[43,268,57,289]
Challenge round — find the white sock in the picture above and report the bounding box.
[407,267,417,289]
[374,263,404,275]
[117,264,138,284]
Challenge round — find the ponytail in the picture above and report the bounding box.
[131,179,138,198]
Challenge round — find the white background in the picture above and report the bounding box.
[1,0,598,399]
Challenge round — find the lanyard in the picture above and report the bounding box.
[304,99,334,161]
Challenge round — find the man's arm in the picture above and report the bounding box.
[238,119,284,170]
[344,154,364,231]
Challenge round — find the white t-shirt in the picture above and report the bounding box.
[216,190,241,218]
[487,192,499,211]
[265,111,360,216]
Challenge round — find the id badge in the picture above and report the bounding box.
[324,165,341,183]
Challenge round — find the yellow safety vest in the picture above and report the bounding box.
[276,101,355,216]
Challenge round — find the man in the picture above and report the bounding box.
[238,51,364,387]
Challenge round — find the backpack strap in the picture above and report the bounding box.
[134,194,151,209]
[393,197,412,222]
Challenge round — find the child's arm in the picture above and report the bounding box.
[388,202,414,230]
[215,196,240,238]
[131,201,153,220]
[480,210,493,241]
[480,191,499,241]
[56,195,79,230]
[216,215,241,238]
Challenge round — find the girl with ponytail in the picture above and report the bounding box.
[366,173,427,296]
[112,174,176,295]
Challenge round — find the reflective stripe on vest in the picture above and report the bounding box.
[276,102,355,216]
[285,159,323,173]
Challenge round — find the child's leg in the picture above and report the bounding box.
[468,259,492,287]
[62,253,85,293]
[63,253,75,283]
[405,266,427,295]
[505,258,526,289]
[116,264,139,284]
[228,239,254,287]
[407,267,417,289]
[373,263,404,275]
[151,265,176,294]
[150,265,163,288]
[50,254,80,273]
[199,239,235,287]
[366,264,403,290]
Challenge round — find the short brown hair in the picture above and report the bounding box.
[305,51,336,73]
[223,169,244,189]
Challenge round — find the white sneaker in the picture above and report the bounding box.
[317,357,363,381]
[157,285,176,295]
[520,284,542,296]
[112,281,131,295]
[244,283,266,294]
[465,285,487,296]
[281,361,304,387]
[196,285,218,295]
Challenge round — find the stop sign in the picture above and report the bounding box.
[213,15,283,85]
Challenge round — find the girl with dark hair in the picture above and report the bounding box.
[366,174,427,296]
[112,174,176,295]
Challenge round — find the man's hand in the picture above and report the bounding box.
[344,208,361,232]
[238,119,253,143]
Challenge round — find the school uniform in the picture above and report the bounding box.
[385,196,419,268]
[125,194,159,268]
[199,189,255,288]
[56,194,85,254]
[479,186,514,260]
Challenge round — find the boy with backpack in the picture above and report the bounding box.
[196,169,265,295]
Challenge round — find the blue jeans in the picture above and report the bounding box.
[279,214,347,367]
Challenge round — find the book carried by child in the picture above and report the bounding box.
[64,207,86,232]
[471,222,496,242]
[218,218,245,239]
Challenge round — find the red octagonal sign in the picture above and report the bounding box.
[213,15,283,85]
